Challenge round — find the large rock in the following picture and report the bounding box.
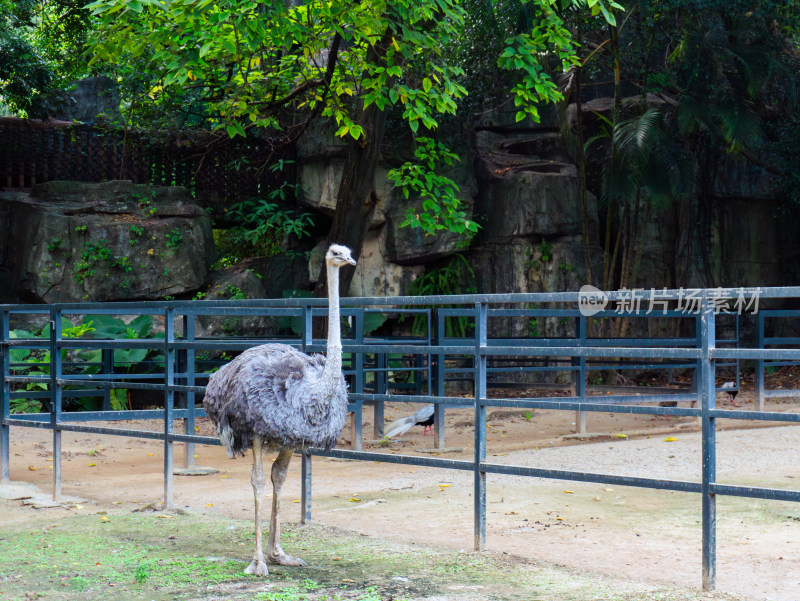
[195,266,276,338]
[566,93,674,136]
[475,130,598,243]
[710,153,782,202]
[379,193,475,265]
[298,160,393,226]
[469,237,599,382]
[0,181,215,303]
[348,229,424,297]
[379,144,479,265]
[237,255,311,298]
[471,236,595,299]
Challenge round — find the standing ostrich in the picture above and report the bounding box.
[203,244,355,576]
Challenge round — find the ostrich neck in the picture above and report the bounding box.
[317,262,342,398]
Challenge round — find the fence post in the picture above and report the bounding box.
[1,309,10,483]
[353,310,364,450]
[755,313,764,411]
[473,301,487,552]
[301,452,312,524]
[572,315,587,434]
[434,309,446,449]
[699,298,717,591]
[50,307,63,501]
[301,305,313,524]
[183,313,196,468]
[101,349,112,411]
[163,307,175,509]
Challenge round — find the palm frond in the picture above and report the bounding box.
[717,97,762,152]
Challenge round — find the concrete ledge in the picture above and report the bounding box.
[0,481,86,509]
[173,466,220,476]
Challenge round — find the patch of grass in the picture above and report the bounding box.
[254,587,307,601]
[133,559,154,584]
[0,511,746,601]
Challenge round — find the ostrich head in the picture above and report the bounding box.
[326,244,356,267]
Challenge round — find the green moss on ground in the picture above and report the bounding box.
[0,509,744,601]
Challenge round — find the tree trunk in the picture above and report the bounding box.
[313,30,393,299]
[574,21,594,287]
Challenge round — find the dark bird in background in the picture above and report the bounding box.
[385,404,435,437]
[203,244,355,577]
[721,381,739,406]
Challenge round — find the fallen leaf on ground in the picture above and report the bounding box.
[349,498,361,502]
[663,437,678,442]
[564,490,574,494]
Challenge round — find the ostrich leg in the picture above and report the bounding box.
[267,446,306,566]
[245,434,269,576]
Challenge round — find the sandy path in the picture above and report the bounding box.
[5,414,800,601]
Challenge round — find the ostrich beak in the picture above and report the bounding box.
[347,256,356,266]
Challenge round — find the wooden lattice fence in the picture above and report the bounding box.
[0,117,292,205]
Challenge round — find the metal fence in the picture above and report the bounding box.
[0,117,290,205]
[2,287,800,592]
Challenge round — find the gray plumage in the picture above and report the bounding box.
[201,243,356,577]
[385,404,435,438]
[203,343,348,457]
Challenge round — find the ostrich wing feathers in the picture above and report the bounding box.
[203,344,348,457]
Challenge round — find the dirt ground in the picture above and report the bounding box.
[3,383,800,601]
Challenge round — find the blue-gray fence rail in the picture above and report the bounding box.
[2,287,800,592]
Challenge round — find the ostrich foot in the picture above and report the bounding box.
[268,551,307,567]
[244,558,269,576]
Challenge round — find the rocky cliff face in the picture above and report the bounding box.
[0,181,215,303]
[3,96,795,307]
[565,95,799,293]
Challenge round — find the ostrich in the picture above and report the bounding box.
[203,244,355,577]
[385,404,435,437]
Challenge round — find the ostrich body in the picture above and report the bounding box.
[203,244,355,576]
[384,404,435,438]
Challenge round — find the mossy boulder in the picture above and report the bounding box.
[0,181,215,302]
